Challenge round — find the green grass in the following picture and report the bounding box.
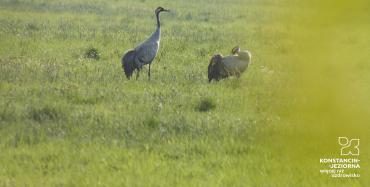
[1,0,369,186]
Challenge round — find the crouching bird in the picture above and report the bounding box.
[208,46,252,82]
[121,7,170,80]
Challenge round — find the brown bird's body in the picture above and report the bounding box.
[208,46,251,82]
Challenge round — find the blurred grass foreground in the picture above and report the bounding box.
[0,0,369,186]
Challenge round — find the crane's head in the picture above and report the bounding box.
[231,45,240,55]
[155,7,170,15]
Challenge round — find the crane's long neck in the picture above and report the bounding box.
[156,12,161,28]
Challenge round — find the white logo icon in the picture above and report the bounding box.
[338,137,360,156]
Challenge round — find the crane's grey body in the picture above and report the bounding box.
[133,27,160,68]
[122,7,169,80]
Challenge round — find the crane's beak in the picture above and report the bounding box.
[163,9,170,12]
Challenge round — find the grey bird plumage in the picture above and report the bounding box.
[122,7,169,80]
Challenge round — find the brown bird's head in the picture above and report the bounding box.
[231,45,240,55]
[208,54,228,82]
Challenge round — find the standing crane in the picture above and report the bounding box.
[121,7,170,80]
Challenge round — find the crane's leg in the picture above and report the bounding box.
[236,72,241,78]
[148,64,151,81]
[136,70,140,80]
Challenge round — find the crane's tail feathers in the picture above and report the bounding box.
[208,54,227,82]
[122,50,136,79]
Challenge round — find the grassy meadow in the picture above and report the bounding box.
[1,0,369,186]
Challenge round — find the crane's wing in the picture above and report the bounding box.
[134,41,159,65]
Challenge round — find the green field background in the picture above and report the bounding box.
[0,0,369,186]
